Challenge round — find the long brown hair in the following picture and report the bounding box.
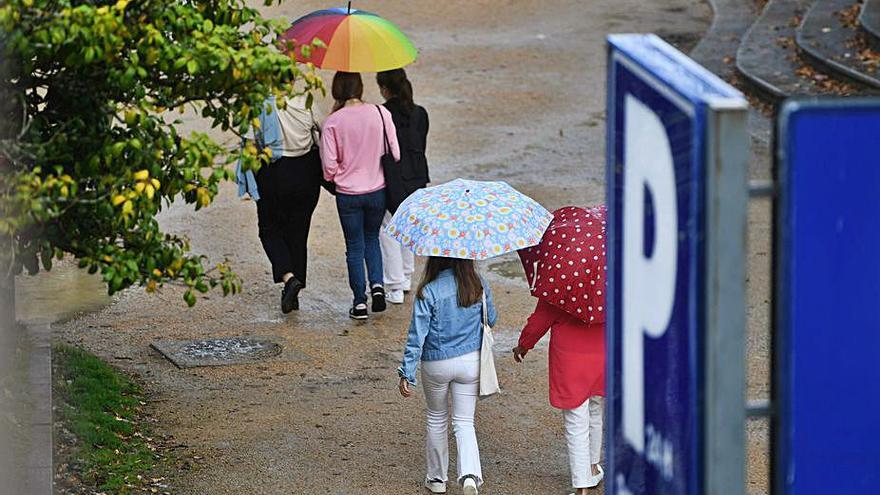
[377,68,414,114]
[417,257,483,307]
[331,71,364,112]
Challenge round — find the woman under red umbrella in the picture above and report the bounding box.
[511,205,607,494]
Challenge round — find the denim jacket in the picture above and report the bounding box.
[397,269,498,384]
[235,96,284,201]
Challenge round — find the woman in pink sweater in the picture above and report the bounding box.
[321,72,400,320]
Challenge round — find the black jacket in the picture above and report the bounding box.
[383,98,430,213]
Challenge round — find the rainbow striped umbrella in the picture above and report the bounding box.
[280,4,418,72]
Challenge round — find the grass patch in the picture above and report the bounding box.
[54,343,161,493]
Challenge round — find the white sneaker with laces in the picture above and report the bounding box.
[424,478,446,494]
[387,289,405,304]
[462,476,478,495]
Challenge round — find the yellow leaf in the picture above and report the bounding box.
[114,0,129,11]
[103,255,113,263]
[146,280,157,293]
[112,194,126,206]
[60,185,69,198]
[122,200,134,216]
[152,269,162,277]
[197,188,210,207]
[135,181,146,194]
[133,169,149,181]
[145,184,155,199]
[232,68,242,80]
[251,117,261,130]
[150,178,160,189]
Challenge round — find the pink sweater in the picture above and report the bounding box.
[321,104,401,195]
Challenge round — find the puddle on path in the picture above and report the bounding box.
[15,263,109,325]
[486,255,526,281]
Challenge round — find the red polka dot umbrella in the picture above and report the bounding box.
[517,205,607,324]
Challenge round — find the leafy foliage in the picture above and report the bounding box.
[0,0,324,305]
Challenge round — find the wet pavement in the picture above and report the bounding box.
[46,0,776,493]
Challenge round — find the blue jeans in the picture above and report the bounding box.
[336,189,386,305]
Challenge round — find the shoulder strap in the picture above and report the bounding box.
[481,289,488,327]
[375,104,391,154]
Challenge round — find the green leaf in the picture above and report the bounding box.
[186,60,199,75]
[183,290,196,307]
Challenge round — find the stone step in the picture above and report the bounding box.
[859,0,880,47]
[687,0,772,147]
[689,0,761,81]
[796,0,880,90]
[736,0,817,100]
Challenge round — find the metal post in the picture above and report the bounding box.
[704,100,749,494]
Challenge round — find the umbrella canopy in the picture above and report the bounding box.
[518,205,607,323]
[280,6,418,72]
[385,179,552,260]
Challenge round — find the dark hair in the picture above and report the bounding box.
[331,72,364,112]
[377,68,414,114]
[417,257,483,307]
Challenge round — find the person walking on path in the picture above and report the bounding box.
[321,72,401,320]
[236,94,322,314]
[376,68,430,304]
[512,301,605,493]
[397,257,497,495]
[511,205,608,493]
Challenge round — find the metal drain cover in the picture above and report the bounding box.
[151,336,299,368]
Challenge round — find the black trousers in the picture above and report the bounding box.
[255,150,321,285]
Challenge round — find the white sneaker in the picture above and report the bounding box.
[387,289,405,304]
[595,464,604,484]
[402,279,412,292]
[462,476,478,495]
[424,478,446,494]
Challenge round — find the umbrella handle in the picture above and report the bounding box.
[347,1,352,14]
[530,261,539,290]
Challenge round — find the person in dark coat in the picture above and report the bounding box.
[377,68,430,304]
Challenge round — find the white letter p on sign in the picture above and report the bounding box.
[622,95,678,453]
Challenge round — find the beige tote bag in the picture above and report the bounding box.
[479,291,500,397]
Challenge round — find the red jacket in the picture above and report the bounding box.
[518,300,605,409]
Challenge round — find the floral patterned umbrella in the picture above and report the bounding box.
[518,205,607,323]
[385,179,552,260]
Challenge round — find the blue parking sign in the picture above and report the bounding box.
[606,34,748,495]
[775,99,880,494]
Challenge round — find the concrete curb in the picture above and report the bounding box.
[689,0,759,80]
[859,0,880,48]
[796,0,880,90]
[735,0,815,102]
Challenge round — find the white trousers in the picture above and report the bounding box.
[380,212,415,291]
[563,396,604,489]
[421,351,482,485]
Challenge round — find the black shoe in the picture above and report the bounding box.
[281,278,304,314]
[349,303,368,320]
[371,286,386,313]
